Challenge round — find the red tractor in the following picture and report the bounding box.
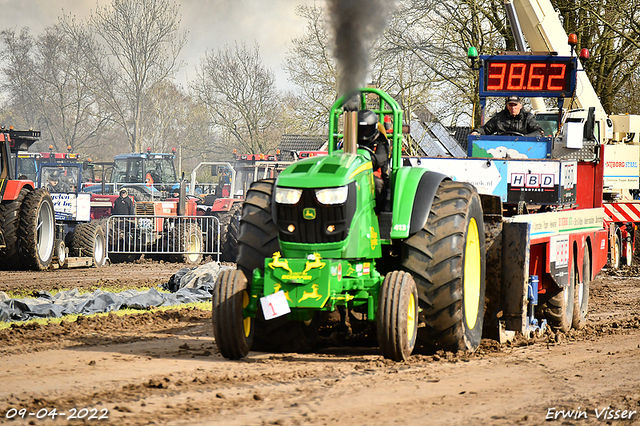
[0,129,56,270]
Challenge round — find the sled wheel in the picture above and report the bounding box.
[377,271,418,361]
[572,248,590,329]
[19,189,56,271]
[622,237,633,267]
[610,234,621,269]
[0,187,28,266]
[171,223,203,264]
[541,259,575,332]
[70,221,107,267]
[236,179,319,353]
[402,180,486,352]
[212,269,254,359]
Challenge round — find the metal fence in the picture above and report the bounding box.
[105,215,220,262]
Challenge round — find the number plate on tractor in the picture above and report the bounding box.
[260,291,291,320]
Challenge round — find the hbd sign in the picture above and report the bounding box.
[510,173,555,188]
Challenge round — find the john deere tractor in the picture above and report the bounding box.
[212,88,486,361]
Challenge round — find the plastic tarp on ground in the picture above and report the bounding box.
[0,262,233,323]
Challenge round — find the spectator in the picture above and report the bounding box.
[113,188,134,215]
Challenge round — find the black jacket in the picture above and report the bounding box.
[474,109,544,137]
[362,132,390,175]
[113,195,134,215]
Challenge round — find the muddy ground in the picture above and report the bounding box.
[0,262,639,425]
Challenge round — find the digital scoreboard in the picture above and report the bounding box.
[479,55,577,98]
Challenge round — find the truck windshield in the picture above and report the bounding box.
[112,156,176,184]
[535,113,560,137]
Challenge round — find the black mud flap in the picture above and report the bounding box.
[501,221,531,334]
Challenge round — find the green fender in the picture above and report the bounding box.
[390,167,449,239]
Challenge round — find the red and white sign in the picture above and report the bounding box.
[604,202,640,223]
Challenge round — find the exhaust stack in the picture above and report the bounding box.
[343,95,359,155]
[344,111,358,155]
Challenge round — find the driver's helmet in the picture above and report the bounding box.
[358,110,379,145]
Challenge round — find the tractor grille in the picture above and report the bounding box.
[275,183,356,244]
[135,202,155,216]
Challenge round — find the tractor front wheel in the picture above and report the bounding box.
[377,270,418,361]
[402,180,486,352]
[236,179,319,354]
[170,223,203,264]
[212,269,254,359]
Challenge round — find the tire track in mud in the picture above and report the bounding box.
[0,270,638,425]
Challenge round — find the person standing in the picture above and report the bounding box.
[113,188,134,215]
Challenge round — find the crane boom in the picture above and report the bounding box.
[508,0,605,113]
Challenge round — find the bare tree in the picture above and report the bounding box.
[80,0,187,153]
[283,4,338,134]
[0,25,113,152]
[141,80,210,175]
[191,42,281,156]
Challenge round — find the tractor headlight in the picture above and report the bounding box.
[315,186,348,205]
[275,187,303,204]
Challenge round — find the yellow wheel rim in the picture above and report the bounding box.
[407,292,416,341]
[463,218,481,330]
[242,290,251,337]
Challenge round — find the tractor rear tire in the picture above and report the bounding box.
[401,180,486,352]
[377,270,419,361]
[212,269,254,359]
[235,179,319,354]
[0,187,28,267]
[70,221,107,267]
[19,189,56,271]
[170,222,203,264]
[572,249,590,330]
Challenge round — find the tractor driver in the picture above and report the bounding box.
[358,109,390,205]
[46,171,65,193]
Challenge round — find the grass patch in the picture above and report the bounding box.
[0,301,212,330]
[3,284,170,300]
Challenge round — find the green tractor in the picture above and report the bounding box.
[212,88,486,361]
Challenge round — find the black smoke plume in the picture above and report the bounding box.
[327,0,394,97]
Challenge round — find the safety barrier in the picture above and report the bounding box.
[105,215,220,263]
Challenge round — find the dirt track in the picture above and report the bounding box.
[0,262,639,425]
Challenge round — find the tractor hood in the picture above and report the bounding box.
[276,151,371,189]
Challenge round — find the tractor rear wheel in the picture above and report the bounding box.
[377,270,418,361]
[70,221,107,267]
[170,223,203,264]
[401,180,486,352]
[572,249,590,330]
[212,269,254,359]
[0,187,28,267]
[234,179,319,354]
[19,189,56,271]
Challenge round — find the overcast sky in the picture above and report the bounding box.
[0,0,318,90]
